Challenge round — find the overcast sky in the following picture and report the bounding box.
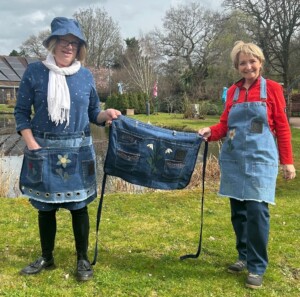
[0,0,223,55]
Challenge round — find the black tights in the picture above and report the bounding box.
[38,206,90,261]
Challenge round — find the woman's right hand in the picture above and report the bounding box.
[27,143,42,150]
[20,128,42,150]
[198,127,211,140]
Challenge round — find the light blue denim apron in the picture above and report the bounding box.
[219,77,278,204]
[19,131,97,204]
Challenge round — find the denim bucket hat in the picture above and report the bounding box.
[43,17,86,48]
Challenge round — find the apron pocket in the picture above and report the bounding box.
[117,129,142,147]
[163,159,185,179]
[114,129,142,171]
[251,162,278,188]
[152,140,192,181]
[115,149,140,171]
[82,159,96,186]
[22,148,44,184]
[79,144,96,188]
[50,150,78,181]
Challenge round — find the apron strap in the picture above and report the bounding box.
[233,76,267,102]
[260,77,267,99]
[233,87,240,102]
[180,140,208,260]
[91,172,107,266]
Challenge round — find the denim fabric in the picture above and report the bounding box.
[14,62,102,134]
[230,199,270,274]
[219,77,278,203]
[20,131,97,204]
[43,17,86,48]
[104,115,203,190]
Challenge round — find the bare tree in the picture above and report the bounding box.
[154,3,219,70]
[73,7,123,68]
[121,38,155,97]
[149,2,221,100]
[288,34,300,82]
[207,10,252,88]
[223,0,300,86]
[19,30,50,58]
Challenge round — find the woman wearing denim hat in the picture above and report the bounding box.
[14,17,121,281]
[198,41,296,289]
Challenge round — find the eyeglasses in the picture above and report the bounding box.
[58,38,80,49]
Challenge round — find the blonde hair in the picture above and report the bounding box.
[230,41,265,70]
[46,37,87,63]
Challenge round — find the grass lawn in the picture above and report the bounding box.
[0,103,14,113]
[130,113,220,132]
[0,186,299,296]
[0,113,299,296]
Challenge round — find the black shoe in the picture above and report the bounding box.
[76,259,93,281]
[20,257,55,275]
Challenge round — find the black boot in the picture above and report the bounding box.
[20,210,56,275]
[71,206,93,281]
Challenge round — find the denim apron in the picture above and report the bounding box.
[104,115,203,189]
[92,115,207,264]
[219,77,278,204]
[19,131,97,204]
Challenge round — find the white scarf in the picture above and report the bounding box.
[42,54,81,126]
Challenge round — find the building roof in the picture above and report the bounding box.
[0,56,40,86]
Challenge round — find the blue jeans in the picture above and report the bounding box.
[230,198,270,275]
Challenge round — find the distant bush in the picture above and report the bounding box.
[206,102,220,115]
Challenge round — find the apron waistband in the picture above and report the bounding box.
[32,130,90,139]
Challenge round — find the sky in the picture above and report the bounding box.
[0,0,223,56]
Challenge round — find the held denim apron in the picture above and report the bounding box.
[19,131,97,204]
[219,77,278,203]
[92,115,208,264]
[104,115,203,189]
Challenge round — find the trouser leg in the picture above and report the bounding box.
[71,206,89,260]
[230,198,247,261]
[247,201,270,275]
[38,209,57,261]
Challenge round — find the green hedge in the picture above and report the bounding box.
[105,92,153,114]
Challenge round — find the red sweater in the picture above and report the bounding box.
[210,77,294,164]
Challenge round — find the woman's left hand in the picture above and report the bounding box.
[104,108,121,124]
[97,109,121,124]
[282,164,296,180]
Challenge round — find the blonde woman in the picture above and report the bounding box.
[199,41,296,289]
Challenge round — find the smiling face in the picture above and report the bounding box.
[238,52,262,86]
[53,34,80,67]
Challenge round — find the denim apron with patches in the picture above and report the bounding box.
[219,77,278,204]
[19,131,97,204]
[104,115,203,189]
[92,115,207,264]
